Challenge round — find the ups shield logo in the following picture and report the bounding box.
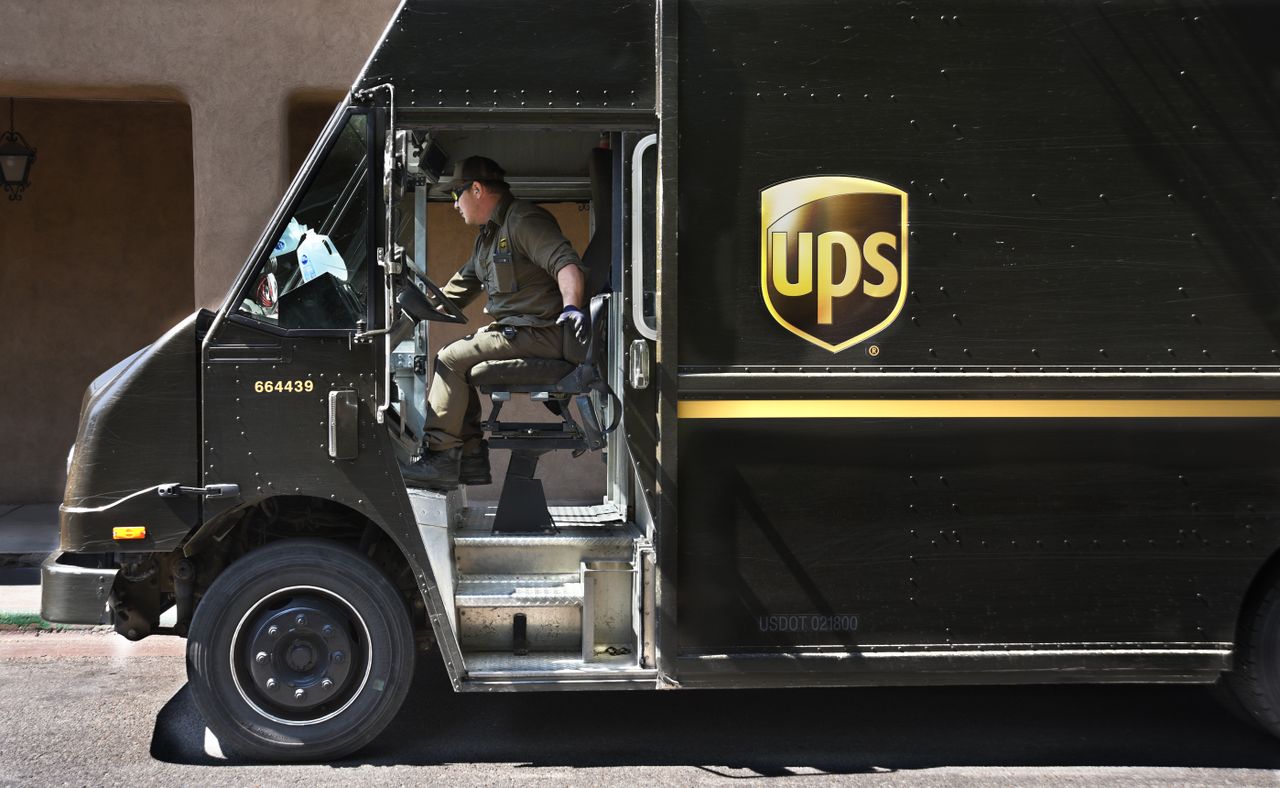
[761,176,908,353]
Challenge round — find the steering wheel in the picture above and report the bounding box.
[398,275,467,325]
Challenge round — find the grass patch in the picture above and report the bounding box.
[0,612,52,629]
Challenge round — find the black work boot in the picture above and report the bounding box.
[460,440,492,486]
[401,447,462,490]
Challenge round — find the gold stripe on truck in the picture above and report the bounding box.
[677,400,1280,420]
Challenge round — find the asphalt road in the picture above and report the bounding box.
[2,631,1279,786]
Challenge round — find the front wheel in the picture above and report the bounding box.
[1226,575,1280,739]
[186,539,415,761]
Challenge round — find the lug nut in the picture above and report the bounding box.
[265,678,277,690]
[332,651,345,665]
[267,626,279,637]
[255,651,268,664]
[322,625,335,638]
[294,688,306,700]
[321,678,334,690]
[295,614,307,627]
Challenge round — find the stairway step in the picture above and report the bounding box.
[458,573,581,588]
[453,529,637,549]
[463,651,654,682]
[462,503,626,530]
[454,525,640,575]
[456,574,584,608]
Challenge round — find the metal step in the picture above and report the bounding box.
[462,503,626,530]
[455,574,584,607]
[464,650,655,683]
[455,574,584,651]
[454,525,640,575]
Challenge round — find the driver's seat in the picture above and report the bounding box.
[467,147,617,533]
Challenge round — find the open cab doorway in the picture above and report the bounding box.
[382,125,660,684]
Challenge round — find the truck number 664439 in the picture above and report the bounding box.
[253,380,315,394]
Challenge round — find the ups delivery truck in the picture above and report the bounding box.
[39,0,1280,761]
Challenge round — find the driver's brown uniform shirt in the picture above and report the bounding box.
[441,194,584,324]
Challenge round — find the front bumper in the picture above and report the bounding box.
[40,552,115,625]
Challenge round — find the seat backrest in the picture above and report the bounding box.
[561,292,608,368]
[563,146,613,366]
[582,146,613,299]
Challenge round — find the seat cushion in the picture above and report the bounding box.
[472,358,576,387]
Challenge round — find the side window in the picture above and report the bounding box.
[631,134,658,339]
[239,113,370,329]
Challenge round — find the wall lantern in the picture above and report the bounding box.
[1,98,37,201]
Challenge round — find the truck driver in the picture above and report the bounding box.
[402,156,588,489]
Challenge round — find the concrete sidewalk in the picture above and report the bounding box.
[0,574,42,620]
[0,504,59,622]
[0,563,44,623]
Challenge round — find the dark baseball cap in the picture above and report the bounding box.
[449,156,506,189]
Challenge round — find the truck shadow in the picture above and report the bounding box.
[151,653,1280,773]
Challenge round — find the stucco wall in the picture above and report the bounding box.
[0,0,401,307]
[0,100,195,501]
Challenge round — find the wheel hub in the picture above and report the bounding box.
[287,641,316,672]
[244,598,356,713]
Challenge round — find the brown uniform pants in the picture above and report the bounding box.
[424,323,565,451]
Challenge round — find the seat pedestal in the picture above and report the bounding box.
[493,449,555,533]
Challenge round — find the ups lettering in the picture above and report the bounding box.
[770,230,899,324]
[760,176,908,353]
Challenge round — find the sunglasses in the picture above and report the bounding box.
[450,181,474,201]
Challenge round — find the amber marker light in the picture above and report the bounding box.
[112,526,147,541]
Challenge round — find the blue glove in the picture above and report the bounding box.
[556,305,589,342]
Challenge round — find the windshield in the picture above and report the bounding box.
[238,112,370,329]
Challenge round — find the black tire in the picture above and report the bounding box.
[1226,577,1280,738]
[186,539,415,762]
[1213,675,1264,731]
